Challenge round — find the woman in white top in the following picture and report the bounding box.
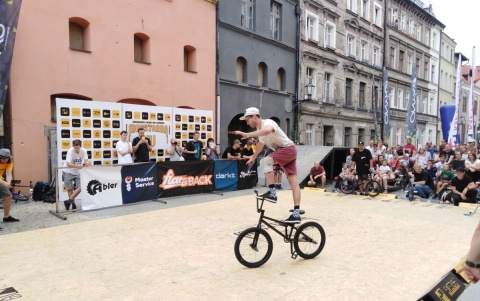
[465,152,480,182]
[414,147,430,169]
[374,157,391,193]
[168,138,185,162]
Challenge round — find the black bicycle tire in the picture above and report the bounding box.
[234,227,273,268]
[366,180,381,197]
[293,222,326,259]
[340,179,355,194]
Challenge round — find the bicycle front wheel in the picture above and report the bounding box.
[234,227,273,268]
[340,180,355,194]
[366,180,381,197]
[293,222,326,259]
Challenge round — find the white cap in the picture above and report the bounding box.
[239,107,260,120]
[467,137,476,143]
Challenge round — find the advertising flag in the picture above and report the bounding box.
[382,67,390,142]
[406,65,417,141]
[467,46,476,141]
[448,54,462,146]
[0,0,22,116]
[372,75,378,141]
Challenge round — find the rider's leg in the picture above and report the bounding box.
[2,195,12,218]
[287,174,301,207]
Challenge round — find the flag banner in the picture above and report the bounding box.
[467,46,476,140]
[0,0,22,116]
[236,160,258,190]
[157,161,214,198]
[406,65,417,139]
[382,67,390,141]
[213,160,237,191]
[448,55,463,146]
[121,162,158,204]
[80,165,123,210]
[372,75,378,141]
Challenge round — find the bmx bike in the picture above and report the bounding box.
[234,190,326,268]
[340,173,382,197]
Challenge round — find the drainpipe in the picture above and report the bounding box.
[215,1,220,143]
[294,0,302,143]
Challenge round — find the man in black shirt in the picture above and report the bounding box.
[132,128,153,162]
[451,167,478,206]
[408,164,434,198]
[440,144,455,164]
[241,141,254,160]
[351,141,373,195]
[184,131,204,161]
[222,139,242,160]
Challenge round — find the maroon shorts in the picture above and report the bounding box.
[270,145,297,176]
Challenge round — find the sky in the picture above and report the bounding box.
[429,0,480,62]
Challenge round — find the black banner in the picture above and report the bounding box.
[236,160,258,190]
[157,161,214,198]
[0,0,22,116]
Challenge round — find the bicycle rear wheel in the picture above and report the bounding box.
[293,222,326,259]
[234,227,273,268]
[340,180,355,194]
[366,180,381,197]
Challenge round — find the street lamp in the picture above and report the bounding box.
[293,81,316,144]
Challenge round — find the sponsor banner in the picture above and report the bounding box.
[0,0,22,116]
[406,65,417,140]
[213,160,237,191]
[121,162,158,204]
[382,67,391,141]
[80,166,123,210]
[172,107,214,154]
[448,55,463,146]
[372,75,378,141]
[237,160,258,190]
[157,161,214,198]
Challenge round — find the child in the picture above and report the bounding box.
[425,160,437,182]
[436,164,454,198]
[374,159,391,193]
[333,163,350,192]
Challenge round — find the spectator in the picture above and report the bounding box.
[432,145,441,163]
[377,139,386,153]
[0,149,19,224]
[414,147,430,169]
[132,128,153,162]
[465,152,480,182]
[385,147,394,162]
[204,138,220,160]
[184,131,204,161]
[439,139,447,152]
[451,151,465,173]
[346,148,355,166]
[451,167,478,206]
[467,137,477,155]
[116,131,133,164]
[371,144,382,157]
[168,138,185,162]
[374,159,392,193]
[460,144,469,160]
[400,153,410,169]
[404,138,417,156]
[333,162,350,193]
[366,140,375,156]
[435,154,447,178]
[424,160,437,180]
[457,221,480,283]
[241,141,255,160]
[307,161,326,188]
[426,141,435,158]
[435,164,454,198]
[63,139,89,210]
[389,152,401,173]
[222,139,242,160]
[408,163,434,199]
[396,145,404,156]
[440,144,455,164]
[351,141,373,195]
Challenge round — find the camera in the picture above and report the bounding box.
[173,142,178,145]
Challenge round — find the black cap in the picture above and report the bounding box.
[358,141,364,145]
[457,167,466,173]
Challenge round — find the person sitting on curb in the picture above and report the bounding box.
[435,164,454,199]
[451,167,478,206]
[307,161,326,189]
[0,148,19,228]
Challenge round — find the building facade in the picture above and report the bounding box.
[217,0,299,147]
[9,0,217,185]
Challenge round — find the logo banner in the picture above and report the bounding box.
[213,160,237,191]
[237,160,258,190]
[372,75,378,141]
[382,67,391,141]
[0,0,22,116]
[121,162,158,204]
[448,55,463,146]
[80,166,123,210]
[157,161,214,198]
[406,65,417,140]
[467,46,476,141]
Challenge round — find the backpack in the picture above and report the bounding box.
[439,190,452,203]
[32,181,50,202]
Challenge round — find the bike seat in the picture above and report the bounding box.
[289,209,305,215]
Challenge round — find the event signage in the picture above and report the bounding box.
[157,161,214,198]
[213,160,237,191]
[121,162,158,204]
[237,160,258,190]
[80,165,123,210]
[382,67,390,141]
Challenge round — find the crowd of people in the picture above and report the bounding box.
[329,138,480,205]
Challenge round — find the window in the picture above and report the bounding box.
[270,2,281,40]
[391,8,398,25]
[390,47,396,69]
[241,0,254,30]
[405,91,410,112]
[389,87,396,108]
[432,32,437,50]
[277,68,286,91]
[396,128,403,145]
[345,127,352,147]
[359,82,366,109]
[361,0,369,19]
[347,0,356,13]
[346,35,355,57]
[399,50,404,72]
[69,18,90,51]
[425,29,430,46]
[306,67,316,99]
[324,22,335,48]
[373,3,382,26]
[424,61,429,80]
[373,46,379,66]
[134,33,151,64]
[358,128,365,144]
[407,54,413,75]
[423,95,428,113]
[409,19,414,35]
[416,58,421,77]
[429,97,435,115]
[397,89,404,109]
[324,73,332,103]
[306,12,318,41]
[345,78,353,106]
[306,124,314,146]
[463,97,467,112]
[361,41,367,62]
[416,23,422,40]
[236,57,247,83]
[400,14,406,30]
[431,64,436,83]
[258,62,268,87]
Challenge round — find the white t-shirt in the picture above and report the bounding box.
[259,119,294,150]
[378,165,391,175]
[65,147,88,175]
[116,140,133,164]
[169,144,183,161]
[465,159,480,169]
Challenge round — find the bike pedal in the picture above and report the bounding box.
[289,209,305,215]
[291,252,298,260]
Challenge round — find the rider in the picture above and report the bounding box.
[351,141,373,195]
[0,148,20,226]
[235,107,302,224]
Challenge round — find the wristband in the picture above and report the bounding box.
[465,260,480,268]
[246,133,250,138]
